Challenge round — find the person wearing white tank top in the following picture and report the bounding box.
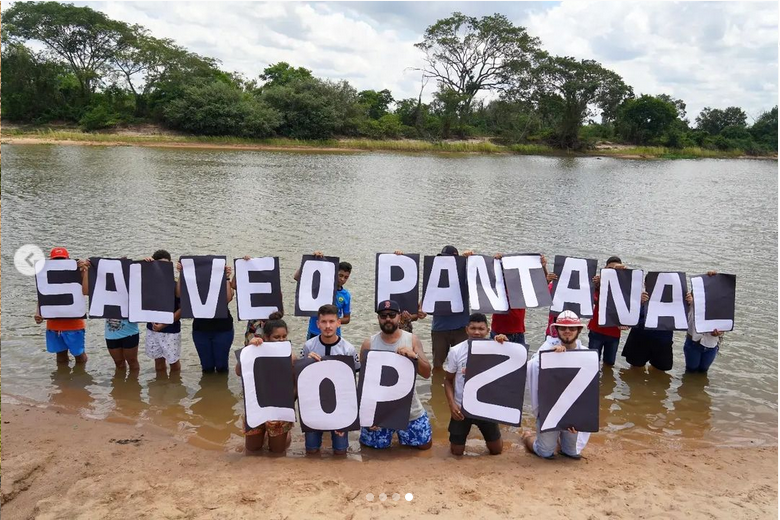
[358,300,434,450]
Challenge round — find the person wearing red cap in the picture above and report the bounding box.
[34,247,88,365]
[522,310,591,459]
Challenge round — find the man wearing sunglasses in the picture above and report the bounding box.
[359,300,433,450]
[522,310,591,460]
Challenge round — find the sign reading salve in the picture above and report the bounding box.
[239,341,296,429]
[295,255,339,317]
[295,355,360,432]
[691,273,736,333]
[461,339,527,426]
[87,257,131,319]
[550,256,597,318]
[234,257,284,320]
[537,350,599,433]
[357,350,417,430]
[375,253,420,314]
[179,256,229,319]
[35,259,87,319]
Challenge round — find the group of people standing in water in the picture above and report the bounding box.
[35,245,726,457]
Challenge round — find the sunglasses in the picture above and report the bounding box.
[378,313,398,320]
[557,326,580,331]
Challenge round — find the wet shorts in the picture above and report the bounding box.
[359,412,432,449]
[46,329,86,356]
[448,417,502,445]
[144,330,181,364]
[245,419,293,438]
[106,333,140,350]
[622,329,673,371]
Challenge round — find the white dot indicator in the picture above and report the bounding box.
[405,493,413,501]
[392,493,400,501]
[366,493,374,501]
[379,493,387,501]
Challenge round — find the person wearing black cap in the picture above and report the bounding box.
[359,299,433,450]
[430,245,472,369]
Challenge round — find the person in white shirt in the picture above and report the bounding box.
[444,313,508,456]
[522,310,591,460]
[300,304,359,455]
[683,271,725,374]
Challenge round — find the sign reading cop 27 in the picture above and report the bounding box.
[35,253,737,332]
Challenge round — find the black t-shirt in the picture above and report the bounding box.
[192,310,234,332]
[146,296,182,334]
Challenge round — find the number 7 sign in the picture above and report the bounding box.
[538,350,600,432]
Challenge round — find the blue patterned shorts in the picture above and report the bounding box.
[359,412,432,449]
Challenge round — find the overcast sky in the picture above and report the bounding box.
[19,1,780,121]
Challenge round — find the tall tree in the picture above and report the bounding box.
[259,62,313,88]
[615,95,678,144]
[655,94,687,121]
[4,1,134,100]
[415,12,541,127]
[696,106,748,134]
[510,55,632,149]
[358,89,394,119]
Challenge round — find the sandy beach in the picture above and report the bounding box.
[1,402,776,519]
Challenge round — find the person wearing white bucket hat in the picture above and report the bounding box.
[522,310,592,459]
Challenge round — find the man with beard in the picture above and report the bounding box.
[522,310,591,459]
[359,300,433,450]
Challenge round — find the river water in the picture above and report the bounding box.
[1,144,776,454]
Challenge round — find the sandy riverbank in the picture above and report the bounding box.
[1,402,776,519]
[3,133,776,160]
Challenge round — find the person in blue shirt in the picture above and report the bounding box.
[294,252,352,340]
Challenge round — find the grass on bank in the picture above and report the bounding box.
[2,128,768,159]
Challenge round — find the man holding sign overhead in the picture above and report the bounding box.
[523,311,594,460]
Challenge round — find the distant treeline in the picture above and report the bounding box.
[2,2,777,154]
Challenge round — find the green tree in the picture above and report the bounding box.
[262,77,341,139]
[695,106,748,134]
[615,95,678,145]
[358,89,394,119]
[259,62,314,88]
[1,42,80,122]
[163,81,280,137]
[4,1,134,100]
[750,106,778,151]
[415,12,541,128]
[512,55,632,149]
[655,94,687,120]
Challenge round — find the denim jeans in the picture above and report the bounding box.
[588,331,620,365]
[305,431,349,452]
[490,331,526,345]
[683,336,719,373]
[533,420,579,458]
[192,329,235,373]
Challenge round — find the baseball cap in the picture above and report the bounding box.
[439,245,459,256]
[376,300,401,313]
[50,247,70,259]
